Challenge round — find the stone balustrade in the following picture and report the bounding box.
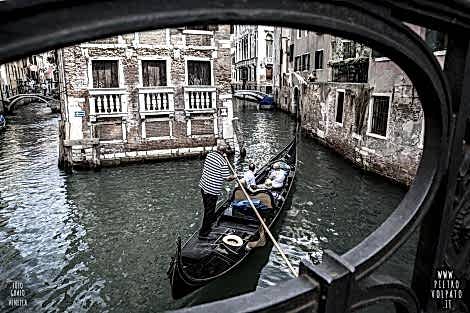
[89,88,128,115]
[184,86,216,111]
[139,87,175,114]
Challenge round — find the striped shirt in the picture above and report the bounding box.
[199,151,230,195]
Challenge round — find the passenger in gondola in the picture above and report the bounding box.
[268,162,286,189]
[260,179,284,202]
[198,145,236,239]
[243,163,256,190]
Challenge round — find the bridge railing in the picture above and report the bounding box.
[138,87,175,115]
[89,88,128,116]
[184,86,216,112]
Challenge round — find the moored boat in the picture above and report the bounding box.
[0,115,6,131]
[167,138,297,299]
[258,95,275,110]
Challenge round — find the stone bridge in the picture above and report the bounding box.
[233,89,270,102]
[4,93,60,113]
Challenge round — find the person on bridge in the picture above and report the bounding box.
[28,79,35,93]
[198,145,236,238]
[41,82,47,96]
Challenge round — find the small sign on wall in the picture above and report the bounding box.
[219,107,228,117]
[74,111,86,118]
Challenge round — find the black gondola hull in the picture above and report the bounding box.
[168,138,297,299]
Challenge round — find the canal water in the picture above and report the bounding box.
[0,101,416,312]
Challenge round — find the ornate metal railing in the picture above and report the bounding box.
[1,1,469,313]
[330,58,369,83]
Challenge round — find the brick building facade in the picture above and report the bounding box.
[58,26,234,169]
[271,25,445,185]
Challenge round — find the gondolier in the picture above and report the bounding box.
[199,145,235,238]
[168,138,297,299]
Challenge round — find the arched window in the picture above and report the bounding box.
[265,33,273,59]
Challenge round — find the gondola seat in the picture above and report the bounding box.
[231,187,274,209]
[227,187,276,220]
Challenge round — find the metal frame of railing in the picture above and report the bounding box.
[1,1,469,312]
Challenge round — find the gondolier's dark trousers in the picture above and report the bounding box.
[200,189,218,236]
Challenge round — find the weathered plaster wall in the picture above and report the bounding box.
[300,80,423,186]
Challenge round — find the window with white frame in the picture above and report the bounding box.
[187,60,211,85]
[369,95,390,137]
[141,60,167,86]
[336,90,345,124]
[92,60,119,88]
[266,33,273,58]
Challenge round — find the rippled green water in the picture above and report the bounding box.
[0,101,416,312]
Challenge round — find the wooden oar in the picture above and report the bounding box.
[224,156,298,277]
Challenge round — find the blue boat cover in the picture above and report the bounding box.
[259,96,274,106]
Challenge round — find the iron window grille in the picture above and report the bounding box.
[370,96,390,137]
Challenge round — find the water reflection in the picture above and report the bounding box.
[0,101,415,312]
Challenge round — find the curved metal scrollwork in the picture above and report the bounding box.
[350,274,419,313]
[448,144,470,277]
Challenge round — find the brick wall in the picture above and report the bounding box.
[186,34,212,46]
[192,119,213,135]
[146,120,170,137]
[60,26,233,168]
[139,30,167,45]
[95,118,123,141]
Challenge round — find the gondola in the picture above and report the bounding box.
[167,138,297,299]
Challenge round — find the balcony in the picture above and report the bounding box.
[138,87,175,116]
[89,88,128,116]
[184,86,216,112]
[330,57,369,83]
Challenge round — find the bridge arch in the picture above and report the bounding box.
[233,89,271,102]
[5,94,59,113]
